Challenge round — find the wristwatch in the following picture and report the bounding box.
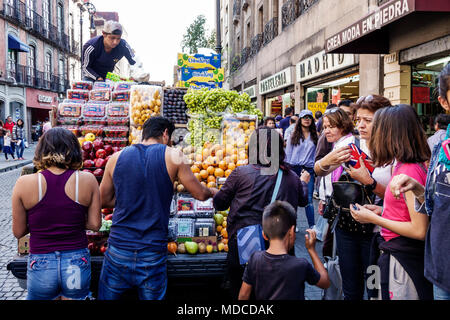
[365,178,377,192]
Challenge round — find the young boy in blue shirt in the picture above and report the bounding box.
[238,201,330,300]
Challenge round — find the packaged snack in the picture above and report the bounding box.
[107,102,129,117]
[72,81,93,91]
[67,90,89,101]
[83,103,106,117]
[130,85,162,127]
[93,82,113,90]
[177,195,195,217]
[57,117,81,126]
[90,89,111,102]
[60,125,80,136]
[112,90,131,102]
[104,126,129,138]
[176,218,195,237]
[58,103,83,117]
[63,99,86,104]
[195,198,214,211]
[80,125,104,137]
[114,82,135,91]
[194,219,215,237]
[103,137,128,149]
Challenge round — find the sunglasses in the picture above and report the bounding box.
[324,107,340,115]
[356,95,374,105]
[301,115,313,120]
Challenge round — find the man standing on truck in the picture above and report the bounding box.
[98,117,218,300]
[82,21,136,82]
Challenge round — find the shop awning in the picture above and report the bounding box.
[325,0,450,54]
[8,34,30,53]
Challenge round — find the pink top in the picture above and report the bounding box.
[381,162,427,242]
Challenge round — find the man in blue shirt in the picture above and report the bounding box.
[279,107,294,136]
[82,21,136,81]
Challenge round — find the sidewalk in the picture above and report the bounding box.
[0,142,37,173]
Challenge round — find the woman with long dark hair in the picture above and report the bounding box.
[12,118,26,160]
[286,109,318,229]
[213,126,310,300]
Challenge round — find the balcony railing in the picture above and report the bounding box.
[7,64,69,93]
[250,34,263,58]
[263,17,278,46]
[281,0,319,30]
[240,47,250,66]
[231,55,241,73]
[1,0,71,54]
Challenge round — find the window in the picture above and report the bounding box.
[57,2,64,36]
[258,6,264,34]
[273,0,279,19]
[45,52,52,87]
[26,0,35,27]
[8,49,18,76]
[42,0,51,37]
[27,44,36,85]
[246,22,251,47]
[58,58,65,91]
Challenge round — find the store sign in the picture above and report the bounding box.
[259,67,293,95]
[296,50,355,83]
[38,95,53,104]
[307,102,328,115]
[384,52,398,64]
[325,0,414,53]
[413,86,430,104]
[242,85,257,99]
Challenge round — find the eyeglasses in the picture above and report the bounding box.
[302,115,314,120]
[356,95,374,105]
[324,107,340,115]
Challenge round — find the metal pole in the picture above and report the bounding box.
[215,0,222,56]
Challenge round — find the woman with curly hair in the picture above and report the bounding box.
[12,127,101,300]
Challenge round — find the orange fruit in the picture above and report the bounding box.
[225,169,232,177]
[224,244,229,252]
[219,160,227,171]
[204,142,212,149]
[236,160,244,167]
[221,228,228,239]
[194,172,202,182]
[214,168,224,178]
[202,148,211,158]
[211,156,219,166]
[222,221,227,228]
[215,149,224,160]
[200,170,208,179]
[222,238,228,245]
[223,156,231,164]
[231,155,238,164]
[202,162,210,170]
[200,181,207,187]
[217,225,223,233]
[239,152,248,161]
[195,154,203,162]
[207,175,216,183]
[207,166,215,175]
[191,165,200,173]
[167,242,177,254]
[228,162,236,171]
[207,181,216,188]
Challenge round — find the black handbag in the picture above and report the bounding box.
[323,171,376,235]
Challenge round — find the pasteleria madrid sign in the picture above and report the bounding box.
[259,67,293,95]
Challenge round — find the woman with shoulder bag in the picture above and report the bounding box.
[213,126,310,300]
[12,119,26,160]
[350,105,433,300]
[314,107,375,300]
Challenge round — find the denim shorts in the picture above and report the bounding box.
[27,248,91,300]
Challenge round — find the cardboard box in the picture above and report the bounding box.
[179,68,224,83]
[18,234,30,255]
[177,53,221,70]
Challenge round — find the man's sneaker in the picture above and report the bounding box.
[313,191,319,200]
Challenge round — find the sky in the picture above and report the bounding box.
[92,0,217,85]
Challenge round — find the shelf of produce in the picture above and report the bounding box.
[7,252,227,281]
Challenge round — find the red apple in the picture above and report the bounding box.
[82,150,90,161]
[104,214,113,221]
[93,168,104,177]
[102,208,113,214]
[88,151,95,160]
[82,169,93,174]
[95,158,106,168]
[93,139,104,151]
[82,141,93,152]
[83,160,95,168]
[96,149,107,159]
[104,145,113,155]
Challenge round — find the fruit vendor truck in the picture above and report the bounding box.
[7,166,228,297]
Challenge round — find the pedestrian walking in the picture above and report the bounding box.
[238,201,329,300]
[97,117,217,300]
[0,120,5,154]
[279,107,294,136]
[264,116,276,128]
[43,117,52,135]
[387,63,450,300]
[4,116,15,153]
[3,130,15,161]
[286,109,318,230]
[350,104,433,300]
[283,115,298,143]
[11,127,102,300]
[213,127,310,300]
[12,119,26,160]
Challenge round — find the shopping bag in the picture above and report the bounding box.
[322,233,344,300]
[313,214,329,242]
[24,139,29,148]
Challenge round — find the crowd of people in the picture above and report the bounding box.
[1,116,28,161]
[10,63,450,301]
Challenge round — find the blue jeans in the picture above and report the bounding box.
[98,244,167,300]
[434,285,450,300]
[0,136,3,153]
[292,165,315,227]
[27,248,91,300]
[335,227,373,300]
[16,139,24,158]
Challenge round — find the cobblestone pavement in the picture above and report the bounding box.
[0,165,324,301]
[0,168,27,300]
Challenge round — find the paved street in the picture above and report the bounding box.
[0,164,324,300]
[0,143,37,173]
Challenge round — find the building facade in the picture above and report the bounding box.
[222,0,449,127]
[0,0,88,141]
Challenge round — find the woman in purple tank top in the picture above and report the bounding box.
[12,128,101,300]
